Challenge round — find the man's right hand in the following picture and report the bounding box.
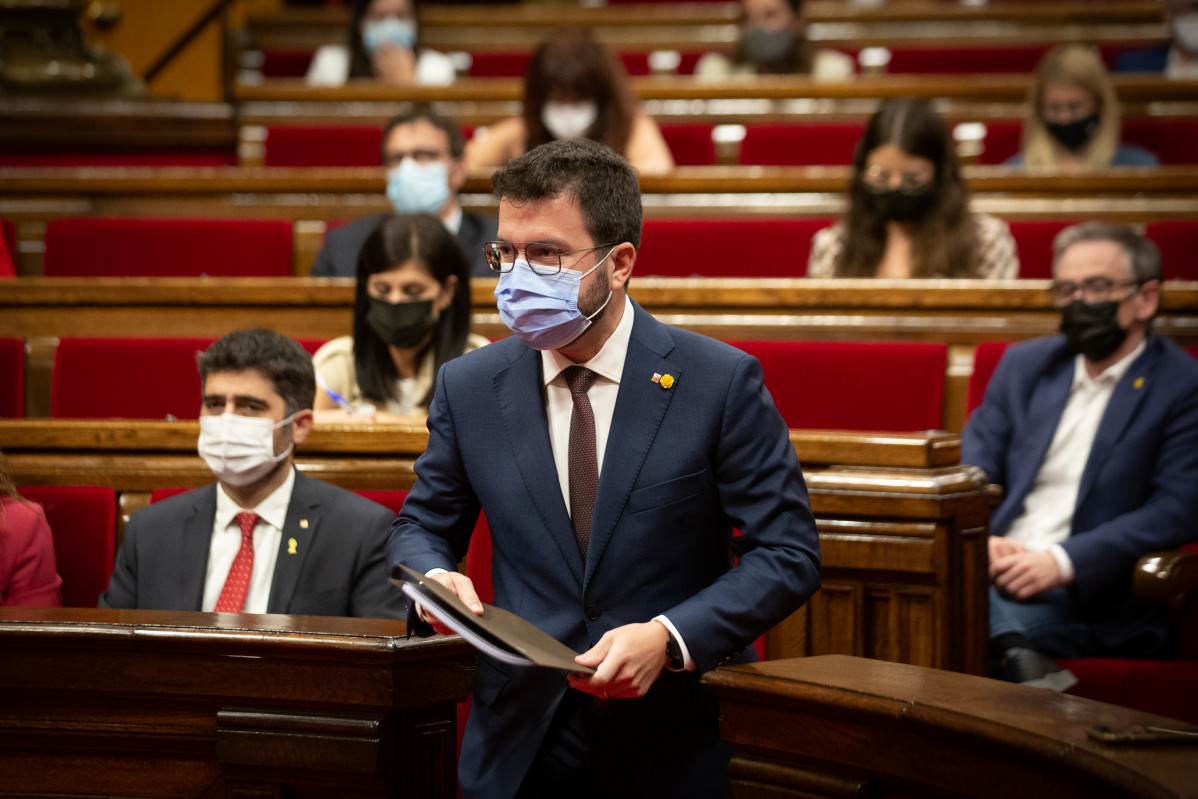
[988,536,1025,581]
[419,571,484,636]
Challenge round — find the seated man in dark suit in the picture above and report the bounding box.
[309,106,498,280]
[963,222,1198,690]
[1112,0,1198,77]
[99,328,404,618]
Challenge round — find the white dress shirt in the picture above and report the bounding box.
[1004,341,1145,581]
[201,467,294,613]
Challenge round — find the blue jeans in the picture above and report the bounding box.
[989,586,1101,659]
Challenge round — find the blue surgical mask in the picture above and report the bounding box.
[386,160,450,214]
[494,252,614,350]
[362,17,417,54]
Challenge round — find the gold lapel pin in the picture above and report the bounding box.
[660,374,675,389]
[651,373,661,383]
[299,519,309,529]
[288,538,298,555]
[1133,377,1144,390]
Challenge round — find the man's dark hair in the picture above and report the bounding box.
[491,137,642,250]
[197,329,316,415]
[381,104,467,162]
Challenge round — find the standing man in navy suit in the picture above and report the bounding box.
[963,222,1198,690]
[388,138,821,798]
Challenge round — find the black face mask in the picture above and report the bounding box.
[366,296,437,349]
[1059,299,1129,362]
[742,27,793,64]
[1046,113,1100,151]
[868,187,934,222]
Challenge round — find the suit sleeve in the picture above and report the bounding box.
[308,240,336,278]
[98,508,140,608]
[663,354,822,672]
[960,349,1018,491]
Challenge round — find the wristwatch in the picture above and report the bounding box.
[665,629,685,671]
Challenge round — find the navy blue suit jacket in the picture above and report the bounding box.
[309,211,498,279]
[387,301,821,798]
[962,336,1198,625]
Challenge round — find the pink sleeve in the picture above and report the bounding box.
[0,500,64,607]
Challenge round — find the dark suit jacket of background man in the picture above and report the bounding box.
[100,471,405,618]
[308,212,498,279]
[388,300,822,799]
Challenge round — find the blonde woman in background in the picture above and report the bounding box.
[1006,44,1159,170]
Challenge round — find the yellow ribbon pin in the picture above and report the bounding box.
[1133,377,1144,390]
[288,538,298,555]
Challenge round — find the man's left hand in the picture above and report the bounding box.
[992,549,1064,600]
[568,621,670,699]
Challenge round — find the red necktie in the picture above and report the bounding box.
[564,366,599,557]
[214,511,259,613]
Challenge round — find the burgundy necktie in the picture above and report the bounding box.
[214,511,259,613]
[564,366,599,557]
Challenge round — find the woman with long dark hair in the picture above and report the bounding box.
[465,27,674,175]
[312,214,486,419]
[808,99,1019,279]
[0,452,62,607]
[306,0,455,87]
[694,0,854,80]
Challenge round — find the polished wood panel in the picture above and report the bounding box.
[705,655,1198,799]
[0,607,476,799]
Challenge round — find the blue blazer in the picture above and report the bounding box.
[388,301,821,798]
[962,336,1198,611]
[308,211,498,279]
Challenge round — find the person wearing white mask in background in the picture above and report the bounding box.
[99,329,404,618]
[465,27,675,176]
[306,0,455,87]
[1113,0,1198,77]
[310,107,498,280]
[694,0,855,81]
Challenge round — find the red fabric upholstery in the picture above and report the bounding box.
[263,125,384,167]
[1122,119,1198,166]
[885,45,1055,74]
[1059,658,1198,725]
[659,123,716,166]
[738,123,865,166]
[638,217,832,277]
[43,218,293,278]
[0,338,23,418]
[355,489,408,517]
[975,120,1023,165]
[149,487,192,504]
[261,49,315,78]
[18,485,117,608]
[52,337,214,419]
[1,218,16,278]
[1146,221,1198,280]
[728,340,948,431]
[1007,220,1075,279]
[965,341,1014,421]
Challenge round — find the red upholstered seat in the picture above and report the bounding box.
[965,341,1014,421]
[1146,221,1198,280]
[659,123,716,166]
[884,45,1053,74]
[263,125,384,167]
[638,217,831,277]
[18,485,117,608]
[261,49,315,78]
[0,338,23,418]
[738,123,865,166]
[43,218,293,277]
[1122,119,1198,166]
[52,337,214,420]
[149,487,192,504]
[1007,221,1075,279]
[1,218,16,278]
[728,340,948,431]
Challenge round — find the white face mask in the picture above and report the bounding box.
[1175,13,1198,53]
[541,101,599,140]
[198,412,297,487]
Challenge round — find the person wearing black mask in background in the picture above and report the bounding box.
[807,99,1019,279]
[962,222,1198,691]
[312,213,487,421]
[1006,44,1159,170]
[695,0,854,81]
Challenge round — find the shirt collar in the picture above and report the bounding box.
[215,466,296,533]
[542,294,634,387]
[442,205,463,235]
[1072,339,1147,391]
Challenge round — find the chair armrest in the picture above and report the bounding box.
[1133,549,1198,611]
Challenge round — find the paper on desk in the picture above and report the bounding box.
[392,563,595,675]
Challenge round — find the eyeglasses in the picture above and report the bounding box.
[861,165,934,195]
[484,241,617,276]
[1047,276,1142,307]
[384,149,449,168]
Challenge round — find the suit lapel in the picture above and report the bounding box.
[1004,359,1075,519]
[585,305,676,584]
[180,486,218,610]
[494,346,586,585]
[1077,344,1156,508]
[266,472,318,613]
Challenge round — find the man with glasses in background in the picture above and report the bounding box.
[309,105,498,279]
[388,138,821,799]
[963,222,1198,690]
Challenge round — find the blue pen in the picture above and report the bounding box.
[315,373,354,412]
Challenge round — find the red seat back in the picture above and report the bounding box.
[885,45,1053,74]
[659,123,716,166]
[18,485,117,608]
[638,218,831,277]
[43,218,293,277]
[263,125,384,167]
[1146,221,1198,280]
[52,338,214,419]
[975,120,1024,166]
[0,338,23,418]
[1,219,16,278]
[966,341,1014,420]
[1122,119,1198,166]
[739,123,865,166]
[728,340,948,431]
[1007,220,1075,279]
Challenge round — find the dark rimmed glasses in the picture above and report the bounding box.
[484,241,617,276]
[1047,276,1143,308]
